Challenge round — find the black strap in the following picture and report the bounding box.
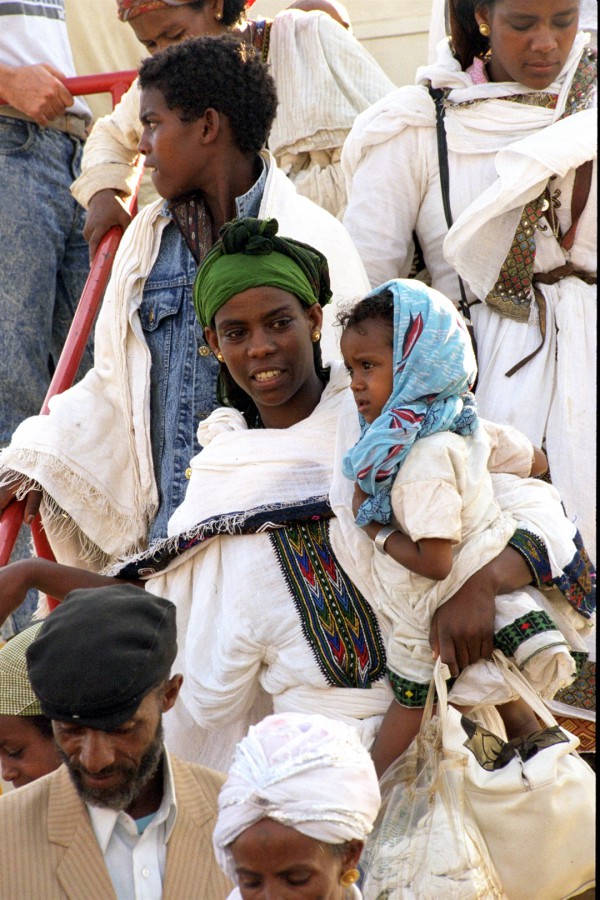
[427,85,473,323]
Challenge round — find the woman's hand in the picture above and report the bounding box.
[429,546,532,676]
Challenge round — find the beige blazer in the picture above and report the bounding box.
[0,756,232,899]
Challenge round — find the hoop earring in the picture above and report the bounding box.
[340,868,360,888]
[311,329,321,343]
[479,22,491,37]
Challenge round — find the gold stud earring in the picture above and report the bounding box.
[215,351,224,362]
[311,329,321,343]
[215,10,223,20]
[340,868,360,888]
[479,22,491,37]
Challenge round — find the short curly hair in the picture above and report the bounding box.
[138,34,277,154]
[338,288,394,344]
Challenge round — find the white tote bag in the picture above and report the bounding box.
[361,666,505,899]
[435,651,595,900]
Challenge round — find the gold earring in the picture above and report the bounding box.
[340,869,360,888]
[215,351,224,362]
[479,22,491,37]
[312,329,321,343]
[215,10,223,20]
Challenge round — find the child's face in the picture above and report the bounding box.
[138,87,209,201]
[340,320,394,423]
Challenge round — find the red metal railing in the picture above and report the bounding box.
[0,71,142,606]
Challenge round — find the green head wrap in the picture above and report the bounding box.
[193,217,332,329]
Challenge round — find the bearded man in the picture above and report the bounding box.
[0,583,231,899]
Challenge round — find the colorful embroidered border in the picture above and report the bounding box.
[270,519,386,688]
[113,498,334,579]
[554,659,596,712]
[558,47,597,120]
[508,527,596,619]
[483,48,596,318]
[494,609,562,658]
[251,17,273,63]
[388,670,434,708]
[551,529,596,619]
[508,527,553,587]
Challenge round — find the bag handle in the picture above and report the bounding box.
[432,657,452,721]
[490,650,560,729]
[434,651,561,729]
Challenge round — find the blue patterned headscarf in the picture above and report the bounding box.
[342,279,479,525]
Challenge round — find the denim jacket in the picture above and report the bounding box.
[142,162,266,540]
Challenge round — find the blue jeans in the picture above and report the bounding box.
[0,117,92,635]
[0,116,92,444]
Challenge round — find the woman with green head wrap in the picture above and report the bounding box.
[107,216,397,765]
[194,217,333,429]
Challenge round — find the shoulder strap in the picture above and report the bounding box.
[427,85,472,322]
[561,159,593,253]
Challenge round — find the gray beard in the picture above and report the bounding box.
[58,721,164,812]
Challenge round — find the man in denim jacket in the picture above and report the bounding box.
[0,35,371,588]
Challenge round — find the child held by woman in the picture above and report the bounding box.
[340,279,588,776]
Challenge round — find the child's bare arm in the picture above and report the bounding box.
[371,526,453,580]
[352,482,453,579]
[0,558,143,627]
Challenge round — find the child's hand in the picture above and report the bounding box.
[352,483,369,518]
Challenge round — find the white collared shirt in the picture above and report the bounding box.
[87,748,178,900]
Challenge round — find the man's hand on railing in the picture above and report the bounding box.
[0,480,42,525]
[84,189,133,262]
[0,63,74,126]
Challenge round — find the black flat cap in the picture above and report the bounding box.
[26,584,177,731]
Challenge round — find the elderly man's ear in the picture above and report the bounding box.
[161,674,183,713]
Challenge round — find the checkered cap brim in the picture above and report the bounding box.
[0,622,44,717]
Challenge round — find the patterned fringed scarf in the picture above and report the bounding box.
[482,48,596,325]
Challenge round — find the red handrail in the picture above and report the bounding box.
[0,70,138,109]
[0,70,142,608]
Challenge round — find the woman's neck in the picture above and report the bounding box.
[256,373,327,430]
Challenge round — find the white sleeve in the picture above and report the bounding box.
[180,542,267,729]
[343,125,431,288]
[70,77,144,208]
